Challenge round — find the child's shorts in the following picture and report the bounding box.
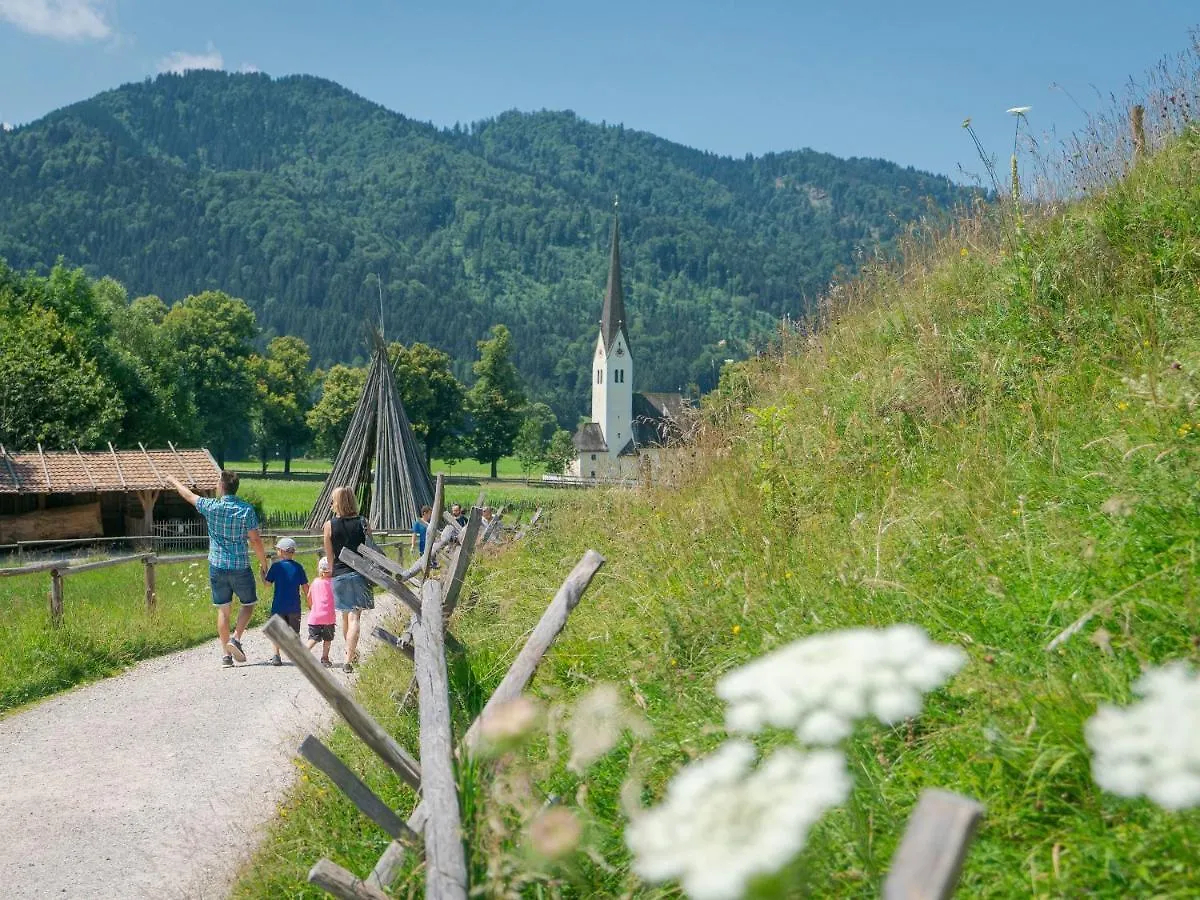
[308,623,335,642]
[277,612,301,634]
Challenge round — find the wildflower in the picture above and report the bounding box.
[1085,662,1200,810]
[670,658,678,667]
[626,741,850,900]
[528,807,583,860]
[1116,401,1129,411]
[567,683,646,773]
[478,696,541,755]
[1011,508,1020,516]
[716,625,965,744]
[960,247,969,257]
[731,624,741,636]
[1006,106,1032,115]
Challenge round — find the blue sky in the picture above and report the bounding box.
[0,1,1195,181]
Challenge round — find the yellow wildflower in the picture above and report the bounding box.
[731,624,742,636]
[1116,401,1129,411]
[960,247,969,257]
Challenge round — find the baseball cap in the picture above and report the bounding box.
[318,556,330,572]
[275,537,297,552]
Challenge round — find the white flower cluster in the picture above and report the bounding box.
[626,625,967,899]
[716,624,967,744]
[626,740,850,900]
[1086,662,1200,810]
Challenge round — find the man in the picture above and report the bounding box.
[411,504,432,556]
[168,470,269,668]
[451,503,468,529]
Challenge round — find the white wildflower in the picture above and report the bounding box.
[567,683,647,773]
[626,740,850,900]
[1007,106,1032,115]
[1086,662,1200,810]
[716,625,966,743]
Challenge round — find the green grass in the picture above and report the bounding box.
[0,557,237,713]
[229,455,545,478]
[240,477,576,524]
[234,129,1200,897]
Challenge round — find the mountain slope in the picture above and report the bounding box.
[0,71,972,420]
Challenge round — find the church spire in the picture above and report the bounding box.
[600,201,628,351]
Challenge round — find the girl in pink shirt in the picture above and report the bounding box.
[306,557,337,667]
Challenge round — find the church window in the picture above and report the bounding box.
[596,369,603,384]
[614,369,625,384]
[590,454,596,461]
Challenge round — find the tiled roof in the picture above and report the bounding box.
[572,422,609,453]
[633,392,689,447]
[0,447,220,494]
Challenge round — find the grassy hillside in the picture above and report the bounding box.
[234,128,1200,898]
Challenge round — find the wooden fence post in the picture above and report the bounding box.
[883,789,984,900]
[143,554,157,613]
[49,568,64,625]
[413,577,468,900]
[308,859,392,900]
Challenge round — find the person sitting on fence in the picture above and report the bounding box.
[451,503,468,529]
[167,470,269,669]
[264,537,309,666]
[411,505,432,557]
[323,487,375,674]
[305,556,336,668]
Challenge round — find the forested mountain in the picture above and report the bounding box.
[0,71,974,421]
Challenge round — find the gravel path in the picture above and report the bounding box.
[0,599,399,900]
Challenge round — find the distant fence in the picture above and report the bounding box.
[234,470,606,489]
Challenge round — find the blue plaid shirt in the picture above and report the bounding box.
[196,495,260,570]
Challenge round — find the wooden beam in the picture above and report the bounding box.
[36,443,52,492]
[263,615,421,790]
[108,442,128,489]
[143,555,157,613]
[308,859,392,900]
[357,543,408,580]
[421,474,445,579]
[0,444,21,491]
[299,735,420,844]
[443,506,483,619]
[412,577,468,899]
[167,441,199,487]
[138,442,168,488]
[73,445,98,491]
[883,789,984,900]
[373,549,605,889]
[58,553,148,577]
[372,625,413,661]
[339,547,421,616]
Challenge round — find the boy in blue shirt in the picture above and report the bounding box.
[264,537,309,666]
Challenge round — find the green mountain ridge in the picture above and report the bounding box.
[0,70,974,421]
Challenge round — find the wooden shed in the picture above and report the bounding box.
[0,445,220,544]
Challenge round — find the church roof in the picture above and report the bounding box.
[572,422,609,453]
[632,391,689,448]
[600,212,629,352]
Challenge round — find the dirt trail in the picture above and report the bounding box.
[0,599,398,900]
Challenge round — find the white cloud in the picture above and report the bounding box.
[157,43,223,75]
[238,62,259,74]
[0,0,111,41]
[1,122,14,132]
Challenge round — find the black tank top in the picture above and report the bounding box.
[330,515,367,576]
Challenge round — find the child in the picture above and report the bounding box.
[264,536,309,666]
[306,556,337,667]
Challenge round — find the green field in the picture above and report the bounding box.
[0,556,246,712]
[234,130,1200,896]
[229,455,546,478]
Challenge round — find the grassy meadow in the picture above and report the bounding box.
[234,126,1200,897]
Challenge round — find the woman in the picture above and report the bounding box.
[323,486,374,673]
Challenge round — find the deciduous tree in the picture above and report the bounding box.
[389,341,466,469]
[467,324,526,478]
[306,364,367,459]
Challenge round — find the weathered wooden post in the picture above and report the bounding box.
[143,554,157,613]
[49,567,64,625]
[883,789,984,900]
[1131,104,1146,160]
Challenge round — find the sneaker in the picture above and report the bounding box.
[320,659,333,668]
[221,655,234,668]
[226,636,246,663]
[343,662,354,674]
[270,654,282,666]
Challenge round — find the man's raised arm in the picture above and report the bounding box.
[167,475,200,508]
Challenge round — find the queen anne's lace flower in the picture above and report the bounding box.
[626,740,850,900]
[716,625,965,743]
[1086,662,1200,810]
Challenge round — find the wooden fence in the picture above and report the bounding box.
[0,535,410,626]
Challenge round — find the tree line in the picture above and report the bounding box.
[0,260,575,477]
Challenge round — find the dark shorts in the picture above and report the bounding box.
[308,623,335,641]
[332,572,374,612]
[275,612,301,634]
[209,566,258,607]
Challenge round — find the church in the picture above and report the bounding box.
[569,211,687,480]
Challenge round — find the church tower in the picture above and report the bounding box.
[590,209,634,460]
